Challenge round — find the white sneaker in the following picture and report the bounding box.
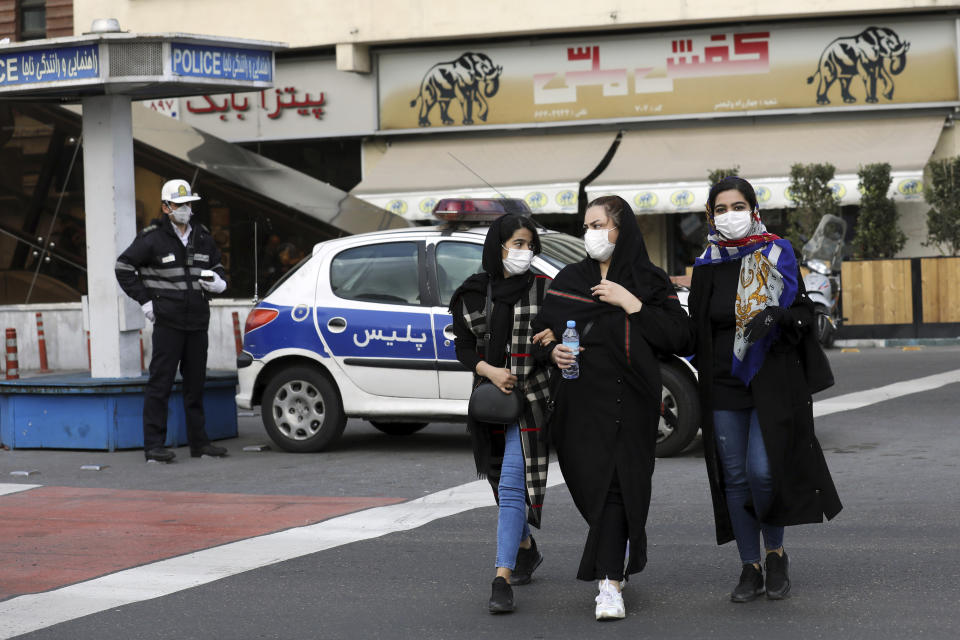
[595,578,626,620]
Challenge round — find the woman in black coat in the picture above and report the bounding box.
[449,214,554,614]
[686,176,842,603]
[533,195,690,621]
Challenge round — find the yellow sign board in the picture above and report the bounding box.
[378,18,957,130]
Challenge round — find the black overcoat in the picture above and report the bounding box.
[687,262,843,545]
[539,260,691,580]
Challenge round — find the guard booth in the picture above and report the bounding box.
[0,20,283,449]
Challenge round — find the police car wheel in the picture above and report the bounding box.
[369,421,429,436]
[261,366,346,452]
[655,361,699,458]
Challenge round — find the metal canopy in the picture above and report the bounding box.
[0,31,284,101]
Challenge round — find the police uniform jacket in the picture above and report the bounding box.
[115,216,225,331]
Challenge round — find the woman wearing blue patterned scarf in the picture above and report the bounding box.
[686,176,842,604]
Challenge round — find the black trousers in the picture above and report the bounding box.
[595,475,629,581]
[143,324,211,453]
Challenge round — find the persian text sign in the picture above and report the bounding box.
[378,18,957,130]
[157,57,376,142]
[171,43,272,83]
[0,45,100,87]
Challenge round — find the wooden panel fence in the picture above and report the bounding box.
[841,259,913,326]
[920,257,960,323]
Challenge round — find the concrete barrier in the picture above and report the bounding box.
[0,299,256,374]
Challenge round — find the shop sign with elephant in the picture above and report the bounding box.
[377,17,957,130]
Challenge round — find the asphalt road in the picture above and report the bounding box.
[1,346,959,639]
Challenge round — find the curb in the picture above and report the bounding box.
[833,338,960,349]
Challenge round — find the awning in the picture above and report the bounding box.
[63,104,409,235]
[351,131,620,220]
[587,114,946,213]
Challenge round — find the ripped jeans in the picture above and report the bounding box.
[713,409,784,565]
[495,424,531,570]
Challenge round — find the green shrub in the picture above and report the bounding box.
[707,167,740,187]
[787,163,839,250]
[923,157,960,256]
[853,163,905,258]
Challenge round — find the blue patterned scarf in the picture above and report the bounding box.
[695,213,798,385]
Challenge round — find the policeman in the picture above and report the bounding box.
[115,179,229,463]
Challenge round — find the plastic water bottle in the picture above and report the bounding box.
[562,320,579,380]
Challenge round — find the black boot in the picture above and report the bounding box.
[511,536,543,586]
[488,576,515,613]
[730,563,764,603]
[764,551,791,599]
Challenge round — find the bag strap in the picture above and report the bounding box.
[480,281,509,369]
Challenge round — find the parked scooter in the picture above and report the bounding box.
[801,214,847,347]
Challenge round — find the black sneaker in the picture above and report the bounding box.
[488,576,515,613]
[765,551,791,600]
[730,563,765,603]
[511,536,543,586]
[145,447,176,463]
[190,444,227,458]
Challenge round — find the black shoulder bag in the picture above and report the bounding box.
[467,283,524,424]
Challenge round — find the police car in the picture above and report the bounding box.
[236,199,699,457]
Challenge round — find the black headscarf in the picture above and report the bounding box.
[448,214,540,367]
[534,196,674,365]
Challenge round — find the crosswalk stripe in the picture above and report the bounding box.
[813,368,960,418]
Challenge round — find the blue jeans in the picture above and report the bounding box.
[495,424,531,570]
[713,409,784,565]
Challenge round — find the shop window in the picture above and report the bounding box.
[19,0,46,40]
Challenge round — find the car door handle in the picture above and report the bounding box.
[327,317,347,333]
[442,324,455,340]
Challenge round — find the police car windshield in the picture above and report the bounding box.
[538,232,587,269]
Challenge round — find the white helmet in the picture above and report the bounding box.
[161,179,201,204]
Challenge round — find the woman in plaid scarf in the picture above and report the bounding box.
[449,213,555,614]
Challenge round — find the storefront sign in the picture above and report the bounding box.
[378,18,957,130]
[0,44,99,86]
[171,43,272,82]
[146,57,376,141]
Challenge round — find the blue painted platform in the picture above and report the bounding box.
[0,371,238,451]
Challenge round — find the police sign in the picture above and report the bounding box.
[171,43,273,83]
[0,44,100,87]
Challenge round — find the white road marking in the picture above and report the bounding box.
[813,368,960,418]
[0,465,566,638]
[0,483,40,496]
[2,368,959,637]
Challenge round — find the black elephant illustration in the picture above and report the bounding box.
[409,52,503,126]
[806,26,910,104]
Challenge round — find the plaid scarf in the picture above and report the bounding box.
[461,275,552,527]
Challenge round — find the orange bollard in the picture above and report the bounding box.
[232,311,243,356]
[86,330,91,370]
[5,328,19,380]
[35,312,51,373]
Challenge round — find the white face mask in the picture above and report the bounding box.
[713,209,754,240]
[169,205,192,226]
[584,228,616,262]
[502,247,534,275]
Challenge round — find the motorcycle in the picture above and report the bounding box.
[801,214,847,348]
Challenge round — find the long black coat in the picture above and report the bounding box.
[688,263,842,545]
[540,260,691,580]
